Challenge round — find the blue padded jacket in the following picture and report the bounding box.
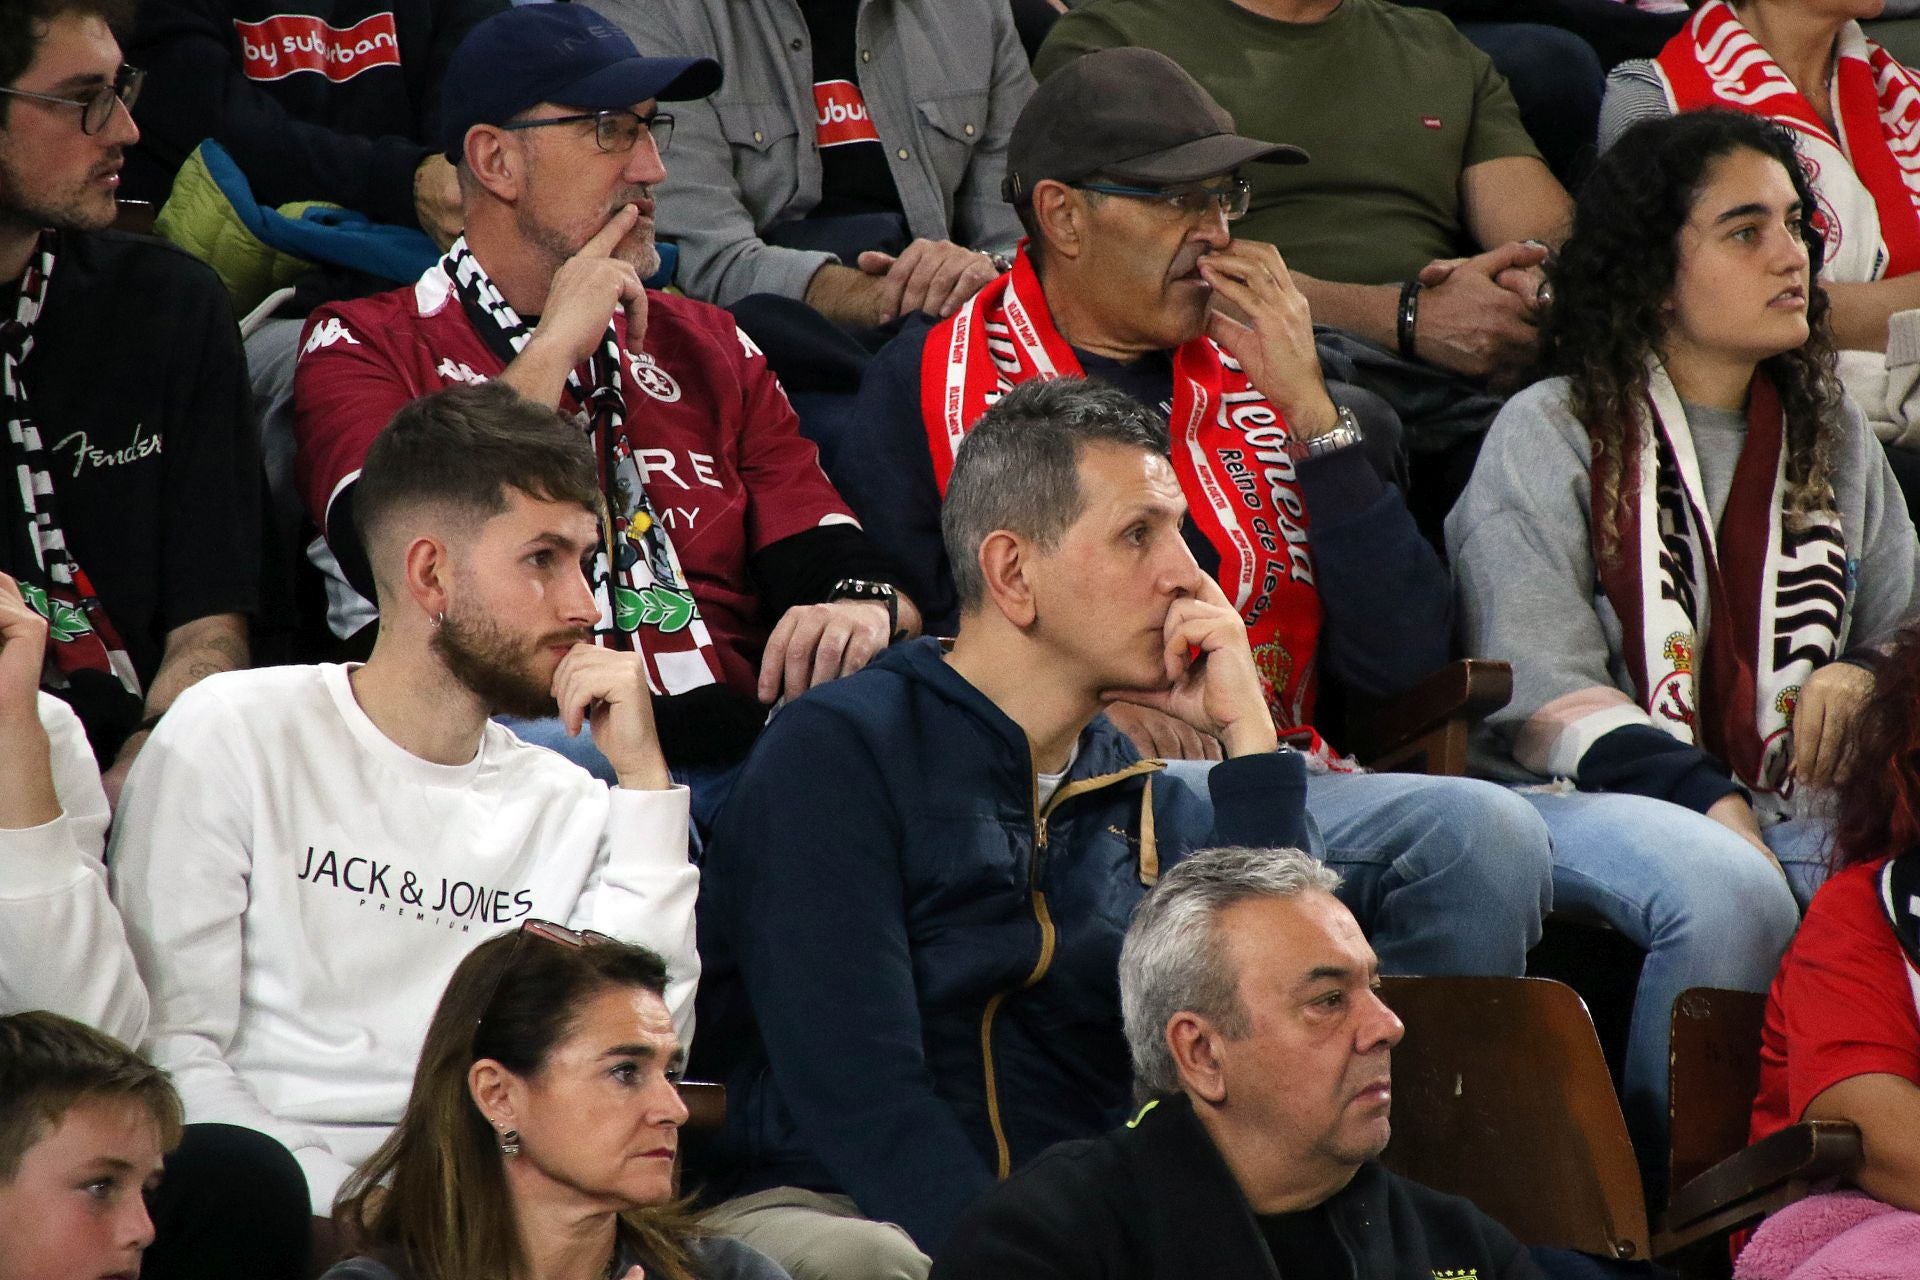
[690,638,1309,1251]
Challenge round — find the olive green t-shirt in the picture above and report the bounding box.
[1034,0,1541,284]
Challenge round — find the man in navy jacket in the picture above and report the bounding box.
[834,50,1552,986]
[694,378,1311,1276]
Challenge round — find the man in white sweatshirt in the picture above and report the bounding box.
[109,382,702,1219]
[0,570,140,1041]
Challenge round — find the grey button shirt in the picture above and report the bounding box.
[603,0,1033,305]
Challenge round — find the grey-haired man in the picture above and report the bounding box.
[933,846,1547,1280]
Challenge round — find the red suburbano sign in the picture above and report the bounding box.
[234,12,402,83]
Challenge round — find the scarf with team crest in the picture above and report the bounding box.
[1655,0,1920,285]
[440,236,721,696]
[2,230,144,716]
[1592,361,1850,820]
[920,248,1348,763]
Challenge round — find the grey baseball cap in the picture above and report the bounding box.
[1002,48,1307,203]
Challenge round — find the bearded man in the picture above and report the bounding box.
[109,382,701,1224]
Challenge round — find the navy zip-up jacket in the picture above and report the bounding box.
[691,638,1309,1252]
[831,317,1452,706]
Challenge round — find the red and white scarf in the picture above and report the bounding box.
[1593,363,1850,819]
[442,238,721,697]
[920,250,1335,748]
[1654,0,1920,284]
[3,231,143,711]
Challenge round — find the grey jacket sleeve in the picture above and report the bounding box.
[609,0,836,305]
[1598,60,1671,153]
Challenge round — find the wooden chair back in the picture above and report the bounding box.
[1380,975,1651,1261]
[1667,988,1767,1198]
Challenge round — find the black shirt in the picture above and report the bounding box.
[800,0,904,220]
[5,230,261,753]
[1259,1204,1353,1279]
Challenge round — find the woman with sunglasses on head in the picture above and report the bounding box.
[322,925,788,1280]
[1447,108,1920,1167]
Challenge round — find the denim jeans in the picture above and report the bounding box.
[1518,788,1811,1160]
[1160,762,1555,978]
[494,715,743,850]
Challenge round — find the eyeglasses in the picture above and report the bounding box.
[0,64,144,136]
[1072,176,1252,222]
[500,109,674,156]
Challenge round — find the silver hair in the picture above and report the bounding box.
[1119,845,1342,1098]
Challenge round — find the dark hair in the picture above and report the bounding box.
[1831,631,1920,872]
[943,376,1170,611]
[354,382,601,574]
[335,932,699,1280]
[0,0,137,121]
[0,1011,183,1182]
[1542,109,1843,551]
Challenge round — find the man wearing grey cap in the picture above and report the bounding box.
[292,3,922,821]
[835,48,1553,985]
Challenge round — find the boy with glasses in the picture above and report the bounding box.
[293,4,921,830]
[0,0,259,801]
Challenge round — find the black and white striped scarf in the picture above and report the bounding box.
[440,237,720,696]
[3,230,143,711]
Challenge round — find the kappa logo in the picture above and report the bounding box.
[302,317,359,354]
[626,352,682,403]
[436,358,487,385]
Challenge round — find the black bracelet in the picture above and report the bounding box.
[1396,279,1423,359]
[135,712,165,735]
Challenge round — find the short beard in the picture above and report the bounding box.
[0,145,121,237]
[431,607,566,720]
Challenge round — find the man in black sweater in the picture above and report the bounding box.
[934,845,1545,1280]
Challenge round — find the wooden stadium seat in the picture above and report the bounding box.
[1342,658,1513,775]
[1653,989,1861,1270]
[1379,975,1650,1260]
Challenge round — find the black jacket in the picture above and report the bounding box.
[933,1093,1545,1280]
[123,0,504,225]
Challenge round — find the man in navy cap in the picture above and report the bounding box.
[293,3,921,834]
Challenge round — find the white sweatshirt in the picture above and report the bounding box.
[107,664,698,1214]
[0,694,147,1043]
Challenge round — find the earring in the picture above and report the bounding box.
[433,611,446,629]
[498,1127,521,1157]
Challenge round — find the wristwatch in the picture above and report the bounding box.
[1286,405,1364,462]
[828,578,904,643]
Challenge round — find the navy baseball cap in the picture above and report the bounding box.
[439,3,723,161]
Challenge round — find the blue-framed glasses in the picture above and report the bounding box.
[1072,176,1252,222]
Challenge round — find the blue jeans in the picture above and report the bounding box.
[494,716,743,849]
[1519,789,1812,1159]
[1161,763,1554,978]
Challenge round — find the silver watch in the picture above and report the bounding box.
[1286,405,1364,462]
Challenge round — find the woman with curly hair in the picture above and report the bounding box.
[1446,108,1920,1159]
[320,925,787,1280]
